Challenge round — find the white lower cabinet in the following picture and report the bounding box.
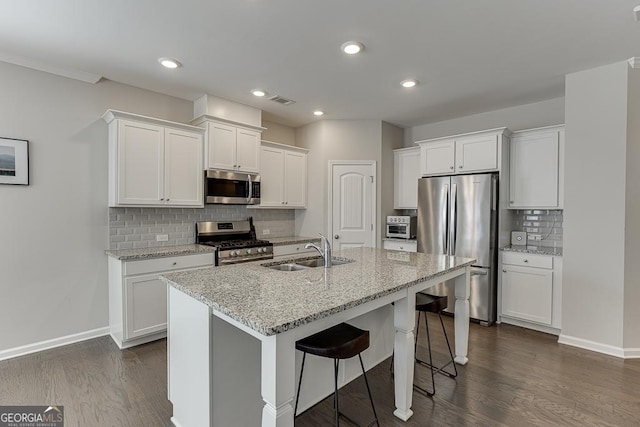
[499,251,562,334]
[383,239,417,252]
[108,252,214,349]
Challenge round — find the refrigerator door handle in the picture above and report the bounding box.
[443,184,449,254]
[470,267,488,276]
[450,183,458,256]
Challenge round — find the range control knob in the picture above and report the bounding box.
[247,249,253,254]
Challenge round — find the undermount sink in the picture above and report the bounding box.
[293,258,352,268]
[267,263,310,271]
[262,257,354,271]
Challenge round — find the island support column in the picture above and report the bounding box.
[261,332,297,427]
[392,291,415,421]
[454,266,471,365]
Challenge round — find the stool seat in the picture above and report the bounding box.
[416,293,448,313]
[296,322,369,359]
[294,322,378,425]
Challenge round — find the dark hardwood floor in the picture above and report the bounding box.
[2,318,639,426]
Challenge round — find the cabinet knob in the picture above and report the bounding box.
[160,198,164,201]
[523,259,528,263]
[166,198,170,201]
[450,166,454,170]
[334,235,340,239]
[237,165,241,168]
[502,269,507,273]
[285,201,288,204]
[459,165,463,169]
[172,262,177,266]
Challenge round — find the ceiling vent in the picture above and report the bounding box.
[268,95,296,106]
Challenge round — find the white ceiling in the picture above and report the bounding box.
[1,1,639,128]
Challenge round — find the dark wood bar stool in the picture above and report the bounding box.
[294,322,379,426]
[413,293,458,396]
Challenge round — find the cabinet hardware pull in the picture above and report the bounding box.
[502,269,507,273]
[459,165,463,169]
[523,259,528,263]
[160,198,164,201]
[172,262,177,266]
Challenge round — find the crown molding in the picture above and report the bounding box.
[0,52,102,84]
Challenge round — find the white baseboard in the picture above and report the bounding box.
[0,327,110,361]
[558,334,627,358]
[623,348,640,358]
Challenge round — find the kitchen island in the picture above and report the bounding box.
[161,247,474,427]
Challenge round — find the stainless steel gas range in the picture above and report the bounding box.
[195,218,273,265]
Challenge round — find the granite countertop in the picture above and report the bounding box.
[160,247,475,336]
[105,244,216,261]
[267,236,321,246]
[501,245,563,256]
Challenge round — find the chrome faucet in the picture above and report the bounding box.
[305,233,332,268]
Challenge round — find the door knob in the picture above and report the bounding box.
[334,235,340,239]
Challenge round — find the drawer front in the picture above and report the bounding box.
[502,252,553,269]
[273,243,317,258]
[124,252,215,276]
[383,240,418,253]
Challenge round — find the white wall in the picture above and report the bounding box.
[624,65,640,350]
[381,121,404,238]
[405,97,565,146]
[262,120,296,146]
[562,61,629,351]
[0,61,193,355]
[295,120,383,244]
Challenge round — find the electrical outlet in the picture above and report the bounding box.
[262,229,270,235]
[156,234,169,242]
[529,234,542,241]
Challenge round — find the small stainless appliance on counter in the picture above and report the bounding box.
[196,218,273,265]
[204,170,261,204]
[386,215,417,239]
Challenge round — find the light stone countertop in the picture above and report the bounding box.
[267,236,321,246]
[160,247,475,336]
[105,244,216,261]
[501,245,563,256]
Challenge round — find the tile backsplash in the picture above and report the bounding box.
[109,206,295,250]
[512,209,563,248]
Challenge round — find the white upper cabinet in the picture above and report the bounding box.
[394,147,420,209]
[164,128,205,206]
[417,128,509,177]
[103,110,205,208]
[196,118,263,174]
[509,125,564,209]
[258,141,307,208]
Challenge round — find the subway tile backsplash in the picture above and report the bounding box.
[512,209,563,248]
[108,206,295,250]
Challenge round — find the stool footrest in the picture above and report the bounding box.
[415,357,458,378]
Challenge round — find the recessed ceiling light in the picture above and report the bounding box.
[158,57,181,69]
[341,41,364,55]
[313,110,324,116]
[401,79,418,88]
[251,89,266,97]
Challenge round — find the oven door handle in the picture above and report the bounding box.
[247,174,252,202]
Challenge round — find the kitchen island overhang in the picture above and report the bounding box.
[161,247,475,427]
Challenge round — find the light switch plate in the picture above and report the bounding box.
[511,231,527,246]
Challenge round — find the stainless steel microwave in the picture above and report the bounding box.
[204,170,260,204]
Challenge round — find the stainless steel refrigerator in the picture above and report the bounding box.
[417,173,498,325]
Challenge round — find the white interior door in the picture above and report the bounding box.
[330,162,376,251]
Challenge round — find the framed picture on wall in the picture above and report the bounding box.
[0,137,29,185]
